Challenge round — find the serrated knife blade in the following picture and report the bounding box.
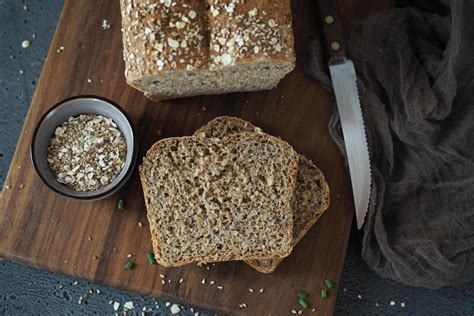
[329,60,371,229]
[319,0,371,229]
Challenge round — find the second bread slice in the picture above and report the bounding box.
[195,117,330,273]
[139,133,298,267]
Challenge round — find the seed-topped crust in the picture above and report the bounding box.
[119,0,295,99]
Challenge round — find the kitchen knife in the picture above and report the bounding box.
[319,0,371,229]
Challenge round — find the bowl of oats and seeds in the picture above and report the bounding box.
[31,96,137,200]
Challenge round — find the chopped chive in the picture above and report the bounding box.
[297,290,308,299]
[123,260,134,270]
[325,279,334,288]
[320,289,328,298]
[299,298,310,309]
[146,252,157,265]
[117,199,124,210]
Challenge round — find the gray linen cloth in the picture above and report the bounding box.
[305,0,474,289]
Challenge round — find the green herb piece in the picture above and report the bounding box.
[299,298,310,309]
[297,290,308,299]
[320,289,328,298]
[146,251,157,265]
[123,260,134,270]
[117,199,124,210]
[325,279,334,288]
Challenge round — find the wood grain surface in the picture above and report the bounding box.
[0,0,391,314]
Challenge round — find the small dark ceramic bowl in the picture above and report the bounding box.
[31,96,137,200]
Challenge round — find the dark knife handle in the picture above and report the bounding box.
[319,0,346,61]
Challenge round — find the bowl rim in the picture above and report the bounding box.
[30,95,138,200]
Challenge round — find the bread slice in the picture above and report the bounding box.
[119,0,295,100]
[194,117,330,273]
[139,133,298,266]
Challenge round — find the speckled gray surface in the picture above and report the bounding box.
[0,1,473,315]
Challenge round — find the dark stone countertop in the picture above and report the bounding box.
[1,1,473,315]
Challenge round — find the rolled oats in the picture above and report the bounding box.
[47,114,126,192]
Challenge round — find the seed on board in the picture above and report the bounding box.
[159,274,165,278]
[210,280,215,285]
[259,288,264,293]
[127,254,133,258]
[138,222,143,227]
[201,278,206,284]
[19,184,25,189]
[357,294,362,299]
[161,280,166,285]
[390,301,396,306]
[216,286,223,290]
[291,310,297,314]
[21,40,30,48]
[248,288,254,293]
[179,278,184,284]
[311,308,316,312]
[298,311,303,315]
[401,302,406,308]
[92,255,98,260]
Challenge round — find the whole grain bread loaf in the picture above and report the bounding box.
[194,116,330,273]
[139,133,298,266]
[119,0,295,100]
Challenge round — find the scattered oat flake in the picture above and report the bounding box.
[113,302,120,311]
[108,300,113,305]
[102,19,110,30]
[343,287,347,292]
[124,301,134,310]
[375,302,379,307]
[401,302,406,308]
[390,301,396,306]
[165,302,171,307]
[23,5,27,10]
[73,281,78,285]
[21,40,30,48]
[19,70,24,74]
[96,289,101,294]
[170,304,180,314]
[357,294,362,299]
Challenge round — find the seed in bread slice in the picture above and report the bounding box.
[139,133,298,267]
[194,116,330,273]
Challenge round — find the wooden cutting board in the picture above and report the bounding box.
[0,0,391,314]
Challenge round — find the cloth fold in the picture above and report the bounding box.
[305,0,474,289]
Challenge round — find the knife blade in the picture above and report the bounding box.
[319,1,371,229]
